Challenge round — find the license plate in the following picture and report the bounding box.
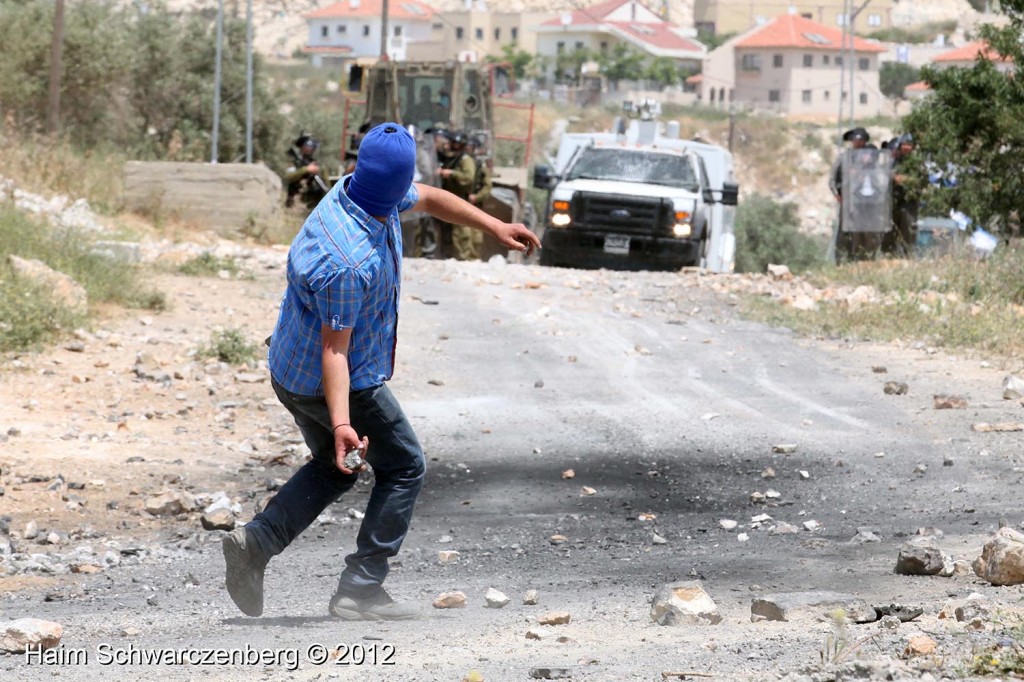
[603,234,630,255]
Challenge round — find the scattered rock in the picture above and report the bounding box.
[549,534,568,545]
[884,382,909,395]
[1,618,63,653]
[529,667,573,680]
[561,469,575,479]
[651,581,722,626]
[954,594,992,622]
[438,550,460,564]
[143,492,196,517]
[719,519,738,531]
[652,532,668,545]
[200,508,235,531]
[432,592,467,609]
[903,634,937,657]
[523,589,539,606]
[933,394,968,409]
[750,592,875,623]
[484,588,510,609]
[972,422,1024,433]
[871,366,888,373]
[525,626,555,640]
[895,538,946,576]
[766,264,793,281]
[580,486,596,496]
[772,444,797,454]
[1003,374,1024,400]
[538,612,571,626]
[973,527,1024,585]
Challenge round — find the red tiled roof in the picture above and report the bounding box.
[305,0,434,21]
[933,40,1010,63]
[904,80,930,92]
[735,14,885,53]
[541,0,633,27]
[686,73,703,84]
[609,22,703,52]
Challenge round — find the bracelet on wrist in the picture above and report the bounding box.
[332,423,350,432]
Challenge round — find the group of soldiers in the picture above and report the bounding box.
[281,126,493,262]
[828,126,919,263]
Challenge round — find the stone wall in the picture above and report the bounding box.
[122,162,282,237]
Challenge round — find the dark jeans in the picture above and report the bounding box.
[247,379,425,598]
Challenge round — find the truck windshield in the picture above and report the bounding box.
[566,148,699,191]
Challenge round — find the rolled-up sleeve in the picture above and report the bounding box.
[396,183,420,213]
[314,267,365,330]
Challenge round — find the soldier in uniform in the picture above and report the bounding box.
[828,127,869,263]
[438,130,479,261]
[284,133,329,211]
[883,134,919,258]
[467,134,493,210]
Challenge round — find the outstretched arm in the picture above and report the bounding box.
[410,183,540,256]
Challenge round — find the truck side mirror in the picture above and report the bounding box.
[533,164,556,190]
[703,187,715,204]
[721,181,739,206]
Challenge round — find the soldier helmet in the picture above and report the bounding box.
[295,133,319,150]
[842,127,869,143]
[446,130,468,147]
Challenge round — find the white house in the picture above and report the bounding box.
[533,0,705,71]
[303,0,437,66]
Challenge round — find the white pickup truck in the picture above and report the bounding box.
[533,119,739,272]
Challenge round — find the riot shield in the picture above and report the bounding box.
[402,129,442,257]
[841,148,892,233]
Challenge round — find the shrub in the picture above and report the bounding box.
[0,205,164,351]
[179,253,240,278]
[733,193,827,273]
[198,328,258,365]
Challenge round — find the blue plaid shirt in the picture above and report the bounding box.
[268,178,418,394]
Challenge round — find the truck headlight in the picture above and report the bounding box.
[672,222,692,238]
[550,200,571,228]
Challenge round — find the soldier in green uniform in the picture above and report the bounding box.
[439,130,478,261]
[284,133,328,211]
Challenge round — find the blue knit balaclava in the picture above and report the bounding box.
[346,123,416,216]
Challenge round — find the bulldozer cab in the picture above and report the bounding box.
[364,61,492,146]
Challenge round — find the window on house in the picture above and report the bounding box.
[321,25,328,38]
[801,12,812,19]
[859,92,868,104]
[337,24,346,34]
[802,89,812,103]
[836,13,848,26]
[511,27,518,40]
[868,13,882,27]
[494,28,500,40]
[394,25,401,37]
[773,54,783,68]
[557,41,565,53]
[823,55,830,65]
[803,54,813,67]
[575,41,584,50]
[768,90,780,102]
[475,27,483,40]
[456,27,464,40]
[842,90,848,100]
[741,54,762,71]
[362,25,370,37]
[432,22,443,30]
[858,57,870,70]
[824,90,830,101]
[600,41,608,53]
[835,55,843,67]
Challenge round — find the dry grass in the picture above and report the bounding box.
[741,245,1024,359]
[0,131,126,215]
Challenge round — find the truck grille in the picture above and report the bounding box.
[572,192,672,236]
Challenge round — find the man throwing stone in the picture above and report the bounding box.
[222,123,540,620]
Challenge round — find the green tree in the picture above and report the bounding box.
[0,0,283,163]
[879,62,921,99]
[696,29,736,51]
[643,57,683,88]
[902,0,1024,235]
[487,43,533,81]
[554,47,594,86]
[599,43,645,90]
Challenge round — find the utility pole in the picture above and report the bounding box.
[212,0,225,163]
[728,104,736,152]
[46,0,65,135]
[380,0,389,60]
[245,0,254,163]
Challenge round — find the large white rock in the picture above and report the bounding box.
[973,527,1024,586]
[8,255,87,314]
[650,581,722,626]
[1,619,63,653]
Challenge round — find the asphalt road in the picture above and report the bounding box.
[2,256,1022,681]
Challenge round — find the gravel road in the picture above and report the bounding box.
[2,250,1023,682]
